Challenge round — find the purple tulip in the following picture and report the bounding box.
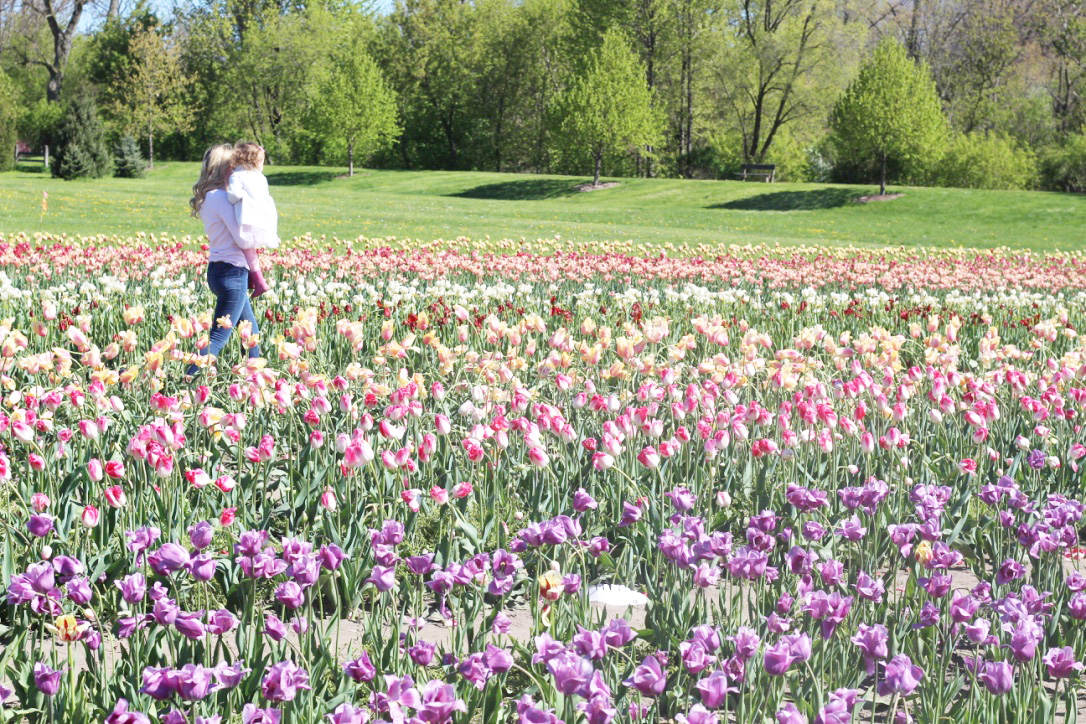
[188,553,217,582]
[188,521,214,550]
[680,640,715,675]
[367,565,397,592]
[261,660,311,702]
[33,662,64,696]
[407,554,436,575]
[207,609,239,635]
[492,611,512,634]
[977,661,1015,695]
[618,502,643,527]
[27,514,54,538]
[416,680,468,724]
[532,633,566,665]
[729,627,760,661]
[327,703,368,724]
[676,704,718,724]
[664,488,696,512]
[343,652,376,682]
[776,703,807,724]
[696,670,733,708]
[850,623,888,674]
[574,627,607,660]
[691,624,720,652]
[51,556,83,580]
[624,654,667,696]
[174,611,206,639]
[996,559,1025,586]
[1043,647,1084,678]
[264,612,288,642]
[242,704,282,724]
[151,543,191,575]
[1028,449,1046,469]
[1007,618,1042,662]
[275,581,305,610]
[409,640,437,666]
[116,572,146,603]
[784,633,812,662]
[835,516,867,541]
[516,695,561,724]
[318,544,347,570]
[485,644,513,673]
[763,640,796,676]
[547,651,594,696]
[578,693,617,724]
[66,576,93,605]
[573,488,598,511]
[152,597,180,626]
[105,698,151,724]
[291,555,321,586]
[141,666,175,700]
[214,661,250,689]
[878,654,924,696]
[175,663,216,701]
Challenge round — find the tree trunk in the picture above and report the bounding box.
[42,0,86,103]
[907,0,923,60]
[107,0,120,20]
[593,149,602,186]
[46,69,62,103]
[148,123,155,171]
[880,153,887,196]
[348,138,354,177]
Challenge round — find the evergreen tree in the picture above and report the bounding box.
[52,95,114,180]
[114,135,146,178]
[830,38,948,194]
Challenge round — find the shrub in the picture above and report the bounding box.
[934,132,1037,190]
[114,135,146,178]
[1040,134,1086,192]
[51,95,114,180]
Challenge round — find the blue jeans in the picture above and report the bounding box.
[187,262,262,375]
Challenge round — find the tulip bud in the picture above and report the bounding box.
[320,486,338,512]
[80,505,100,528]
[31,492,50,512]
[104,485,126,508]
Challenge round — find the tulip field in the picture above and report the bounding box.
[4,233,1086,723]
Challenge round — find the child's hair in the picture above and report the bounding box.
[233,142,264,170]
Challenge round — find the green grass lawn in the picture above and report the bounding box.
[1,162,1083,251]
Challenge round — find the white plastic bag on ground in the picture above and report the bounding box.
[588,584,649,606]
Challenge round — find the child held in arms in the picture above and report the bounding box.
[226,141,279,298]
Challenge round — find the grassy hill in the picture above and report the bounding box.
[1,163,1083,251]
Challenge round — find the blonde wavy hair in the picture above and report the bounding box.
[189,143,234,217]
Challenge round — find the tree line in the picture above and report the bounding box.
[1,0,1085,191]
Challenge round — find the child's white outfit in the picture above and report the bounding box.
[226,168,280,249]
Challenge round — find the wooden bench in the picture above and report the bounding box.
[737,163,775,182]
[14,142,49,167]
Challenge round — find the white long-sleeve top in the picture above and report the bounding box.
[200,189,250,269]
[227,168,280,249]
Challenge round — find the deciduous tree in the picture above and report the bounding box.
[830,37,947,194]
[554,28,663,185]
